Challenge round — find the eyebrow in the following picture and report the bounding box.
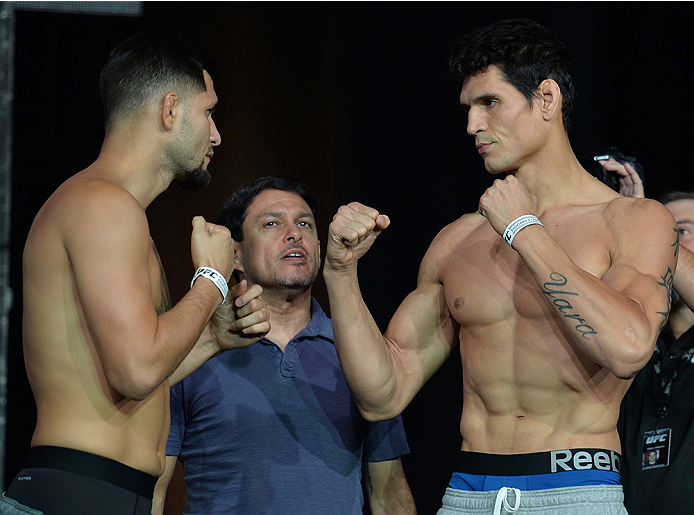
[473,93,497,104]
[460,92,496,109]
[258,211,315,221]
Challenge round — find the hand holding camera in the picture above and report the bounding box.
[593,147,646,198]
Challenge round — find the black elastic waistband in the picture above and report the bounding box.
[26,446,157,499]
[457,449,621,476]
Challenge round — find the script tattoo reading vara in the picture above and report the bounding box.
[542,272,597,339]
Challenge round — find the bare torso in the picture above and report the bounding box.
[441,199,628,454]
[22,174,172,477]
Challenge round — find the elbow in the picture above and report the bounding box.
[610,364,642,381]
[112,380,159,401]
[359,408,391,423]
[608,355,649,381]
[354,378,409,422]
[605,335,654,380]
[105,363,165,401]
[357,400,404,423]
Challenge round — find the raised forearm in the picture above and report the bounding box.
[513,226,662,378]
[105,279,221,400]
[167,323,220,387]
[323,267,401,419]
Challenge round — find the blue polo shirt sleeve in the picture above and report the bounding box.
[167,381,185,457]
[363,414,410,463]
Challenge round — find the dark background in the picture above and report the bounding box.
[6,2,694,514]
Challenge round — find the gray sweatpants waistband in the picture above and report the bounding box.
[437,485,628,514]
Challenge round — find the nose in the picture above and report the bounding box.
[466,107,486,136]
[210,117,221,147]
[285,224,302,242]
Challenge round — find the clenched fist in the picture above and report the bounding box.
[478,175,539,237]
[325,202,390,273]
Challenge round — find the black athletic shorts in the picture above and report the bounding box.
[2,446,157,515]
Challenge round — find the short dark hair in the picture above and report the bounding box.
[659,190,694,205]
[218,175,319,242]
[449,19,576,131]
[99,31,217,130]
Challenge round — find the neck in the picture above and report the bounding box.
[96,123,171,209]
[668,306,694,340]
[262,287,313,351]
[511,140,603,214]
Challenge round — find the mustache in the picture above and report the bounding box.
[278,242,311,259]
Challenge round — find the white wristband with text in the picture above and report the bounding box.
[503,215,544,248]
[190,266,229,306]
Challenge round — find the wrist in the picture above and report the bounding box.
[503,215,544,249]
[323,261,358,280]
[200,322,225,358]
[191,266,229,306]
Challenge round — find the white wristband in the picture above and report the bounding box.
[190,266,229,306]
[503,215,544,248]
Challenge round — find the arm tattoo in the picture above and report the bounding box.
[656,229,678,329]
[656,266,674,330]
[542,272,597,339]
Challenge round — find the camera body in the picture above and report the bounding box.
[592,147,646,192]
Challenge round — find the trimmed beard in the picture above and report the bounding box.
[275,276,314,291]
[274,271,315,291]
[176,166,211,191]
[273,260,317,290]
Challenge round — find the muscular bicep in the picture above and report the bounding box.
[602,200,678,343]
[65,187,160,389]
[384,250,459,394]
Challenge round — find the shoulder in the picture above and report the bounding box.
[417,212,485,278]
[604,195,673,222]
[53,174,149,247]
[64,174,143,217]
[35,173,144,230]
[426,212,484,258]
[604,196,676,248]
[25,173,146,257]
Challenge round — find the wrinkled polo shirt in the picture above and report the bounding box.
[168,298,410,515]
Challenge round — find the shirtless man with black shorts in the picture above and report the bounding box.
[0,32,269,515]
[323,19,677,514]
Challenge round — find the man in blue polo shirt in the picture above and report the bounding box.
[153,175,415,515]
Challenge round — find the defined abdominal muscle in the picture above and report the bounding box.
[459,390,621,454]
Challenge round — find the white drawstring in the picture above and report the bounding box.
[493,487,521,515]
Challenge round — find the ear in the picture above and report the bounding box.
[160,91,179,132]
[232,243,245,274]
[538,79,562,122]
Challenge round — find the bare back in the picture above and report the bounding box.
[23,172,172,476]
